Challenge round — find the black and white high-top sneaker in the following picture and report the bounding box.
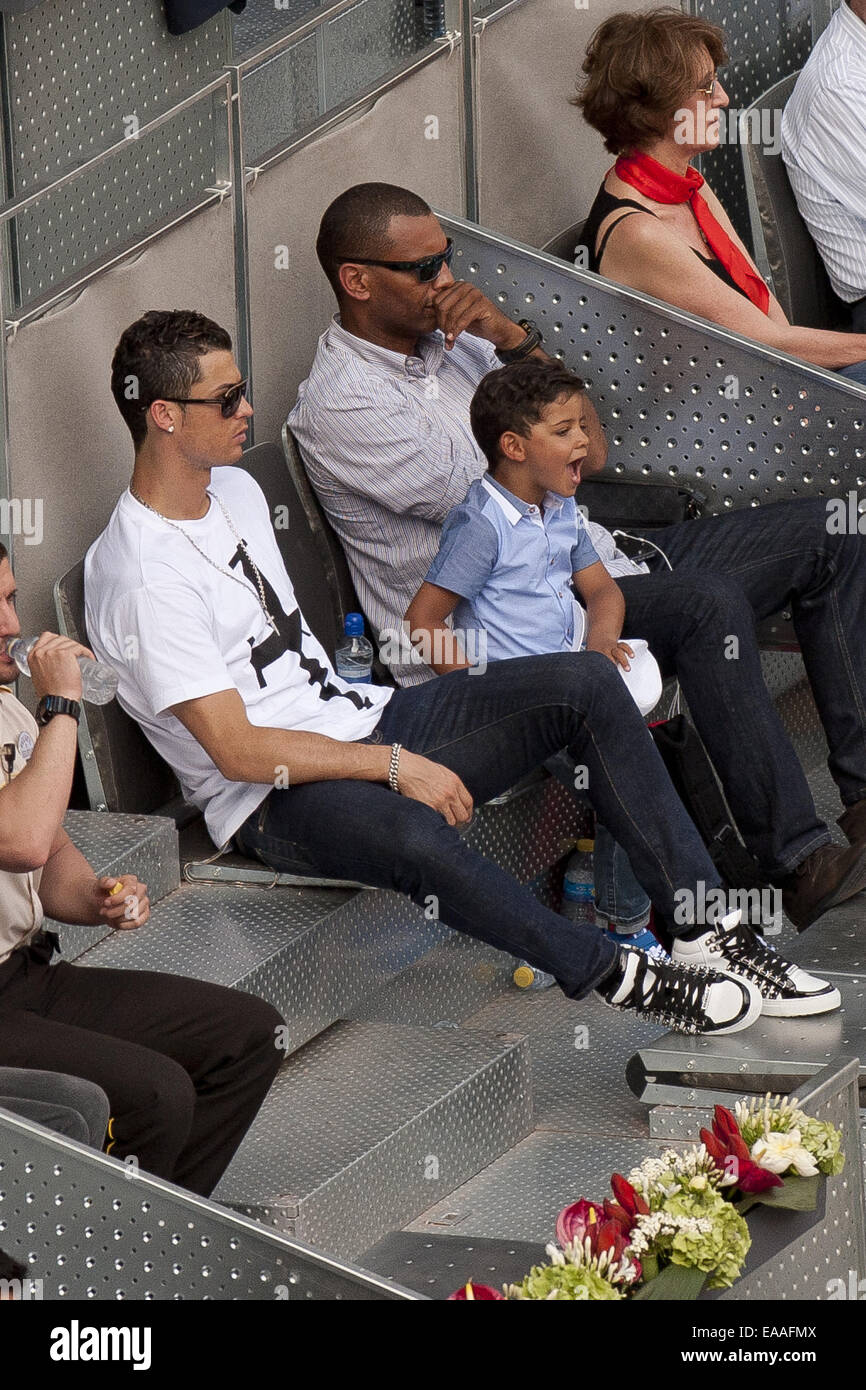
[671,910,841,1017]
[595,946,762,1035]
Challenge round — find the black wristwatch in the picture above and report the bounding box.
[495,318,543,363]
[35,695,81,727]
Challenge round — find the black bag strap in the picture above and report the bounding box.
[649,715,767,891]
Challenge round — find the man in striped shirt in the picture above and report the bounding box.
[782,0,866,328]
[288,181,866,933]
[289,183,610,688]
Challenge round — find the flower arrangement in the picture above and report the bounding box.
[450,1093,843,1301]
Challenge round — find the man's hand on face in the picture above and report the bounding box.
[431,283,530,353]
[26,633,93,703]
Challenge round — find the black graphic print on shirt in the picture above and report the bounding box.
[228,544,373,709]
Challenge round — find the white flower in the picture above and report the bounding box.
[750,1128,819,1176]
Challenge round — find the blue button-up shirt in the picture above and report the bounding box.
[424,474,600,661]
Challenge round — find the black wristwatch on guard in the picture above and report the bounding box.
[35,695,81,727]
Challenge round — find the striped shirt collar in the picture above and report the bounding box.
[481,472,567,525]
[839,0,866,54]
[327,314,446,380]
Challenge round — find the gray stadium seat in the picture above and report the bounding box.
[740,72,848,330]
[282,423,395,686]
[541,219,587,264]
[281,423,361,656]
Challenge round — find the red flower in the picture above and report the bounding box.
[554,1187,641,1278]
[603,1173,650,1233]
[448,1282,505,1300]
[556,1198,606,1249]
[700,1104,784,1194]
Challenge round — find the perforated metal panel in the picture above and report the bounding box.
[443,213,866,510]
[8,92,229,307]
[688,0,813,249]
[1,0,230,306]
[0,1109,418,1299]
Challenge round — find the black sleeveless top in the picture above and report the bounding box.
[582,185,746,299]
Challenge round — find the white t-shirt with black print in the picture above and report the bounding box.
[85,466,392,847]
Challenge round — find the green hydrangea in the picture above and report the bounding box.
[797,1115,845,1176]
[656,1190,751,1290]
[509,1262,625,1301]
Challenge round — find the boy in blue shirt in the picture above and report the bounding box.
[404,362,669,957]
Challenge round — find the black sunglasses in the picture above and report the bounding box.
[337,238,454,283]
[154,378,249,419]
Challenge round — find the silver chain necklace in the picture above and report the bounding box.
[130,486,280,636]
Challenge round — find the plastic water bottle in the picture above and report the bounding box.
[513,961,556,991]
[562,837,596,924]
[4,635,118,705]
[335,613,374,683]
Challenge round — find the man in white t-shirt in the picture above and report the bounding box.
[84,310,839,1033]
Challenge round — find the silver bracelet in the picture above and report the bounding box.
[388,742,402,793]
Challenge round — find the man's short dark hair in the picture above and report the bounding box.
[0,541,7,566]
[0,1249,27,1282]
[316,183,432,296]
[470,361,587,472]
[111,310,233,450]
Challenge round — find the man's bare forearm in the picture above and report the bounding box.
[221,726,393,786]
[0,715,78,869]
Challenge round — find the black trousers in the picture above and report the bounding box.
[0,933,283,1197]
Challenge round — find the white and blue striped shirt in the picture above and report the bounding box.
[781,0,866,303]
[288,315,501,685]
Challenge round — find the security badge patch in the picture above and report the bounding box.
[17,730,34,761]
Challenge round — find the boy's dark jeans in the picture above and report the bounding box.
[621,497,866,876]
[237,651,725,999]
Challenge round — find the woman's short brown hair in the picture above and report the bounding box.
[574,7,728,155]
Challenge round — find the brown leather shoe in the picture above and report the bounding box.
[838,799,866,846]
[781,841,866,931]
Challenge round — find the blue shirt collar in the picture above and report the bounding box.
[481,472,568,526]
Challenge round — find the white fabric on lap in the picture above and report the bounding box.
[615,638,663,717]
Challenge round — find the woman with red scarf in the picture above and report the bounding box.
[576,7,866,383]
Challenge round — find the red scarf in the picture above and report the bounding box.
[614,153,770,315]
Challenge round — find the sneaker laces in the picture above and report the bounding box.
[708,917,790,997]
[613,952,723,1035]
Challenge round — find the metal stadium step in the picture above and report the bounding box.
[77,881,453,1053]
[73,774,583,1054]
[213,1019,533,1261]
[50,810,180,960]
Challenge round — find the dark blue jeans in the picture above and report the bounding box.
[620,496,866,875]
[236,652,725,1000]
